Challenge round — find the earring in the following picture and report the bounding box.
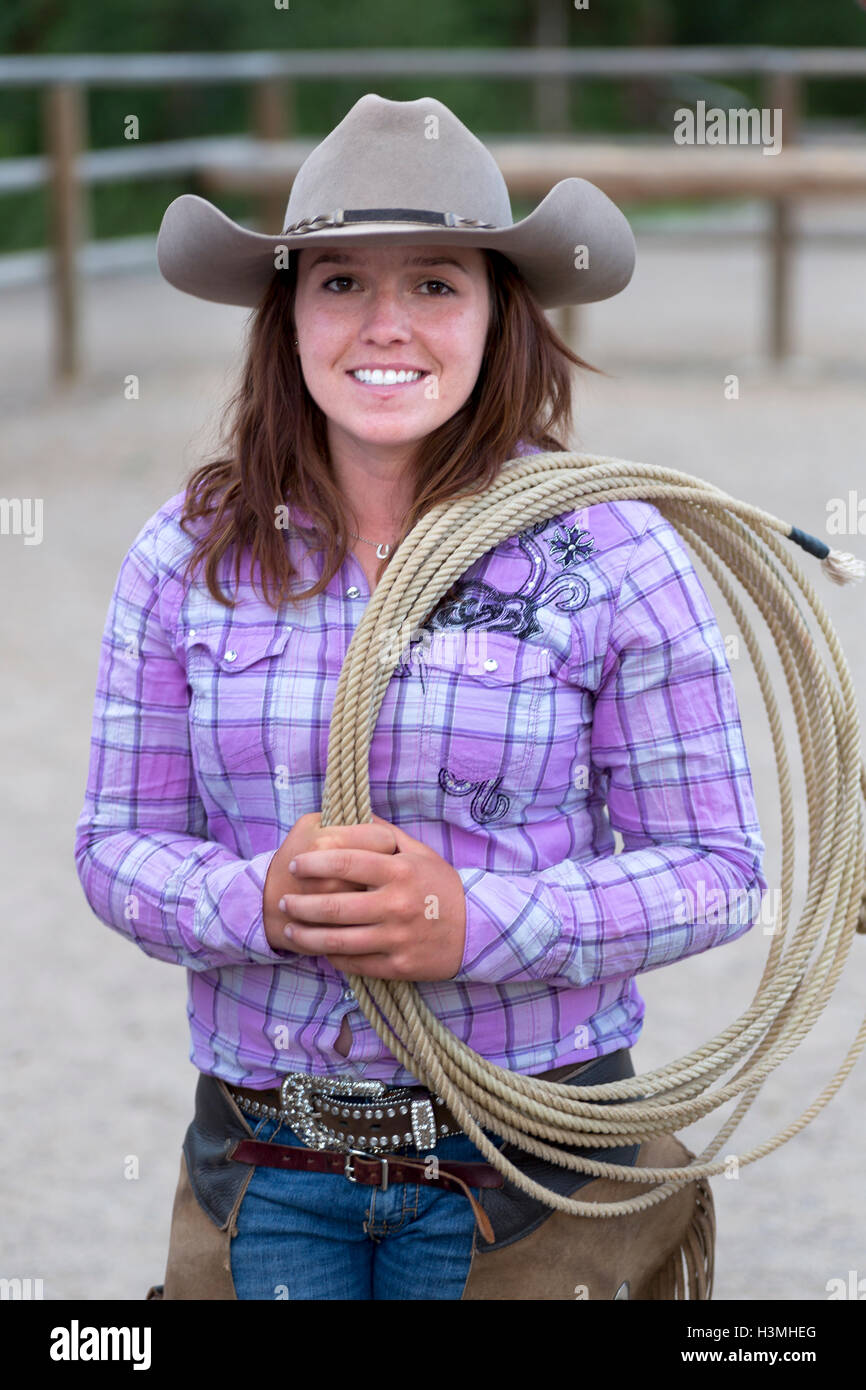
[293,338,298,347]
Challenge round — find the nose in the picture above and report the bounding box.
[358,284,413,343]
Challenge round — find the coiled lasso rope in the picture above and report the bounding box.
[318,451,866,1217]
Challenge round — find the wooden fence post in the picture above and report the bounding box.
[44,82,87,382]
[765,69,802,361]
[252,78,294,233]
[532,0,569,133]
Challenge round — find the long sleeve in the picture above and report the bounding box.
[73,516,289,972]
[452,507,769,986]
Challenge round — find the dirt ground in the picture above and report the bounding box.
[1,208,865,1302]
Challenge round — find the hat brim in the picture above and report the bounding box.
[156,178,635,311]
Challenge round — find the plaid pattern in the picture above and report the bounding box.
[74,461,767,1086]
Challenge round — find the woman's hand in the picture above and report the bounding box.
[277,820,467,981]
[262,812,398,952]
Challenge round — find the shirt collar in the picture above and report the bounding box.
[289,502,318,531]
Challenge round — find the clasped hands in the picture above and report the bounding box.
[262,812,466,981]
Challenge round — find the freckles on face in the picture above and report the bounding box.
[291,244,491,444]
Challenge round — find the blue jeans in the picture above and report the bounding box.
[229,1111,506,1300]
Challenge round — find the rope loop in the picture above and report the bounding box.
[318,452,866,1216]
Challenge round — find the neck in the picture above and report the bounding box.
[327,429,415,540]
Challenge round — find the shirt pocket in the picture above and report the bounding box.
[185,623,294,777]
[417,632,552,790]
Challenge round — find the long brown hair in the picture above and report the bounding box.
[178,248,606,610]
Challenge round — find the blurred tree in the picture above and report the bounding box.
[620,1,677,131]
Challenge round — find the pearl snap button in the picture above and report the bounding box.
[224,649,238,663]
[483,658,498,672]
[188,628,197,640]
[343,987,355,1001]
[346,586,361,599]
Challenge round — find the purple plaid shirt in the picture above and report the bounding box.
[74,459,768,1086]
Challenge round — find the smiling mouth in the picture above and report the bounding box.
[347,368,430,387]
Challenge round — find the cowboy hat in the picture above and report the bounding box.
[156,93,636,311]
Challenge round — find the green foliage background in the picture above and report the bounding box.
[1,0,864,253]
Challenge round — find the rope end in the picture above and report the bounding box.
[821,549,866,587]
[787,526,865,585]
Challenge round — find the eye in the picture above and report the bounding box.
[320,275,456,295]
[418,279,455,296]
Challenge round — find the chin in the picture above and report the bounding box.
[345,418,439,446]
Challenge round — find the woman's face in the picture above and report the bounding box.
[293,243,491,460]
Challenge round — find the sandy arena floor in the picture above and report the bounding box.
[1,213,865,1301]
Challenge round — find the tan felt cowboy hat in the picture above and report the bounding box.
[156,93,636,311]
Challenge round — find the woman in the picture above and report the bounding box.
[74,94,767,1300]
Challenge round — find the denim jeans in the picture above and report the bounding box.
[229,1110,507,1300]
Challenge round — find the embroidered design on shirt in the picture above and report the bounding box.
[548,520,596,571]
[395,514,595,824]
[423,516,595,643]
[438,769,510,824]
[389,515,596,687]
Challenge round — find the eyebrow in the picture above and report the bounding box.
[306,252,471,273]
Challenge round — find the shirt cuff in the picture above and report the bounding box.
[178,847,295,966]
[450,865,566,984]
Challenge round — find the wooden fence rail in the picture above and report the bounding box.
[1,48,864,379]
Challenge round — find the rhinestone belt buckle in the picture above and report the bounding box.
[279,1072,389,1151]
[278,1074,332,1149]
[409,1097,437,1150]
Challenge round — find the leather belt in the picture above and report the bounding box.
[227,1057,594,1155]
[228,1077,460,1151]
[224,1056,623,1246]
[226,1140,502,1243]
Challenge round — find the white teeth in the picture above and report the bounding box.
[351,368,424,385]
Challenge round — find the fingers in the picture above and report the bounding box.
[287,847,401,893]
[282,923,388,957]
[291,876,366,897]
[281,879,383,924]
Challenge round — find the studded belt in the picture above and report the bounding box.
[227,1071,461,1152]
